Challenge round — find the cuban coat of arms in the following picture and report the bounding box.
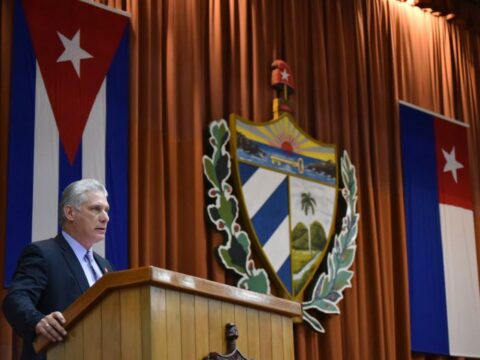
[203,60,359,332]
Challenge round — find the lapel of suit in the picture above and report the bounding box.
[93,252,112,275]
[55,234,90,292]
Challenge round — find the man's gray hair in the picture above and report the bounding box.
[59,179,108,226]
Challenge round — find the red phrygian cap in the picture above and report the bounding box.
[271,60,295,95]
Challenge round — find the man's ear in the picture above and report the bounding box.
[64,205,76,222]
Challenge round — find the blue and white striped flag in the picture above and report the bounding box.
[400,102,480,357]
[4,0,130,285]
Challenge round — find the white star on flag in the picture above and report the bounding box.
[281,69,290,81]
[442,146,464,183]
[57,30,93,77]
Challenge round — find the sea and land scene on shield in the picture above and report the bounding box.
[231,114,338,298]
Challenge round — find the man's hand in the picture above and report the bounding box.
[35,312,67,342]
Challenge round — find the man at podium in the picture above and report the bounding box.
[2,179,114,360]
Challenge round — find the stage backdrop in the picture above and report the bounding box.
[0,0,479,359]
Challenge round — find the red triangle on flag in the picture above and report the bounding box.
[22,0,128,164]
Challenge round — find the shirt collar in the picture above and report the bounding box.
[62,230,91,263]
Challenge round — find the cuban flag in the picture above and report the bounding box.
[400,101,480,357]
[4,0,130,285]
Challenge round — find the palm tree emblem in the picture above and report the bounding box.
[300,192,317,253]
[301,192,316,215]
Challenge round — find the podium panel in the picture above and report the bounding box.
[34,267,301,360]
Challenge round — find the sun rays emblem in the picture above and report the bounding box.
[239,116,333,158]
[203,60,359,332]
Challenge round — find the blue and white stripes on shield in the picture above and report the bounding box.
[239,163,292,293]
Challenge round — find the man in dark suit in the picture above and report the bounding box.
[2,178,114,360]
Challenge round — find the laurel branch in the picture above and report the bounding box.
[202,119,270,294]
[203,120,359,333]
[301,151,359,332]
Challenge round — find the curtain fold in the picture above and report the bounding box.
[0,0,478,359]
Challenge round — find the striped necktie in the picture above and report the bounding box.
[85,250,100,285]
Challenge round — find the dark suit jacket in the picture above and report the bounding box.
[2,234,113,360]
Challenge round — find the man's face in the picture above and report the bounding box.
[65,190,110,248]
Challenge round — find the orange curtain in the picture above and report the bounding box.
[1,0,479,359]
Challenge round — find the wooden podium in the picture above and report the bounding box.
[34,267,302,360]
